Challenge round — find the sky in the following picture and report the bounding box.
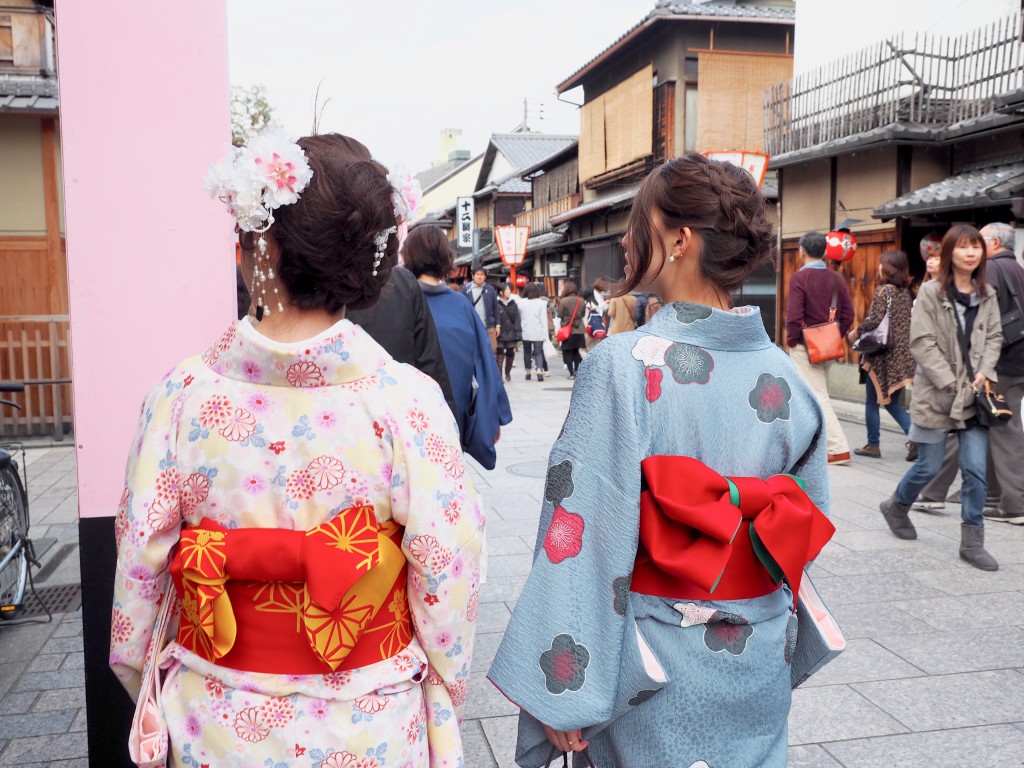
[227,0,655,174]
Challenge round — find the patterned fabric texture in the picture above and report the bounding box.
[857,285,915,403]
[488,302,830,768]
[111,317,483,767]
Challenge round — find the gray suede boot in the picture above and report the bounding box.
[959,524,998,571]
[880,497,917,539]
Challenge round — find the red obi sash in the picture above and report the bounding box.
[169,506,413,675]
[632,456,834,608]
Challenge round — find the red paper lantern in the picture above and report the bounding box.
[515,274,529,287]
[825,230,857,262]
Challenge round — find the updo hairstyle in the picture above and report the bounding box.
[262,133,397,312]
[402,224,455,279]
[622,153,775,295]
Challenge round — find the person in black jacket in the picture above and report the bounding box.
[979,222,1024,523]
[496,282,522,382]
[347,262,457,419]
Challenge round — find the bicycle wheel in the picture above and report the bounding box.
[0,463,28,619]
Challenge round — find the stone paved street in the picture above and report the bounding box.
[2,360,1024,767]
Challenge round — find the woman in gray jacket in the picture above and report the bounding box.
[879,224,1003,569]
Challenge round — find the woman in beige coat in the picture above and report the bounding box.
[879,224,1003,569]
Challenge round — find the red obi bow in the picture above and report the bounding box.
[170,506,407,670]
[634,456,834,608]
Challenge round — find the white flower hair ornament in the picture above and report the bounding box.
[388,162,422,223]
[204,126,313,315]
[387,163,421,266]
[204,126,313,233]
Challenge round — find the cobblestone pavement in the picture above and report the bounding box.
[3,360,1024,767]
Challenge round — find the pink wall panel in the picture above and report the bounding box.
[56,3,235,518]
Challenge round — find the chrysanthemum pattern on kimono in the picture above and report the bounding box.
[111,317,483,768]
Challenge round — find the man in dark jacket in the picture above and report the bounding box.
[348,264,457,419]
[979,223,1024,523]
[785,230,856,464]
[462,266,500,354]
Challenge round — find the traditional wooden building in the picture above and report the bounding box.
[766,13,1024,366]
[545,0,795,336]
[0,0,68,438]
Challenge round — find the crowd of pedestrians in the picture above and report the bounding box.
[785,220,1024,571]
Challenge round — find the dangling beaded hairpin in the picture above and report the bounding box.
[372,226,398,277]
[204,126,314,316]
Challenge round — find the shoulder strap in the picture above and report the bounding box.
[569,297,582,324]
[825,269,840,321]
[951,302,976,384]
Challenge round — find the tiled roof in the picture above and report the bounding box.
[873,162,1024,220]
[663,1,794,20]
[0,75,58,114]
[550,187,638,225]
[557,2,794,92]
[488,133,577,173]
[475,171,533,197]
[0,93,58,113]
[525,231,566,252]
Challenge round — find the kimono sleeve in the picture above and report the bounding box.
[488,341,667,765]
[109,369,187,700]
[465,307,512,470]
[387,375,483,721]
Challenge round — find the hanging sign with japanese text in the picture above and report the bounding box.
[456,197,474,249]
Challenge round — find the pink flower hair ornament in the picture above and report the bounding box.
[203,125,314,234]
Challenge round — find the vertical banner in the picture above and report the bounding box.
[457,196,474,249]
[55,2,233,764]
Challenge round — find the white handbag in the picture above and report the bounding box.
[128,583,179,768]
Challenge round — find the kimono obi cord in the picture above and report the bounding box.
[169,505,413,675]
[632,456,834,609]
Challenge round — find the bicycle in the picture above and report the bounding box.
[1,382,32,619]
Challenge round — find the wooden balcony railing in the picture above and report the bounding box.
[515,194,582,234]
[764,14,1024,157]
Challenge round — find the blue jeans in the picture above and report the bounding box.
[865,383,911,446]
[894,425,988,526]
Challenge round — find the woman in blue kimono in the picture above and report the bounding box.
[489,154,832,767]
[402,224,513,471]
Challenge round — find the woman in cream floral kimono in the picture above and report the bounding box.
[111,130,482,767]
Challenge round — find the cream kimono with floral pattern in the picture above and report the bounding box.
[111,317,483,768]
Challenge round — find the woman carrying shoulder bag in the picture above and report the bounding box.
[557,282,586,379]
[848,251,916,459]
[878,224,1003,570]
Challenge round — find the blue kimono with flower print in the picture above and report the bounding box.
[488,303,830,768]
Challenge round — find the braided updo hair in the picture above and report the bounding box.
[260,133,397,313]
[622,153,776,296]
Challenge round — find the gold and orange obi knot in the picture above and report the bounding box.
[632,456,835,607]
[169,505,413,675]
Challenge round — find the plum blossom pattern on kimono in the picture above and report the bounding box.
[489,301,831,768]
[749,372,793,423]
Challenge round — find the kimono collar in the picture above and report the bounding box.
[202,316,392,387]
[643,301,773,352]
